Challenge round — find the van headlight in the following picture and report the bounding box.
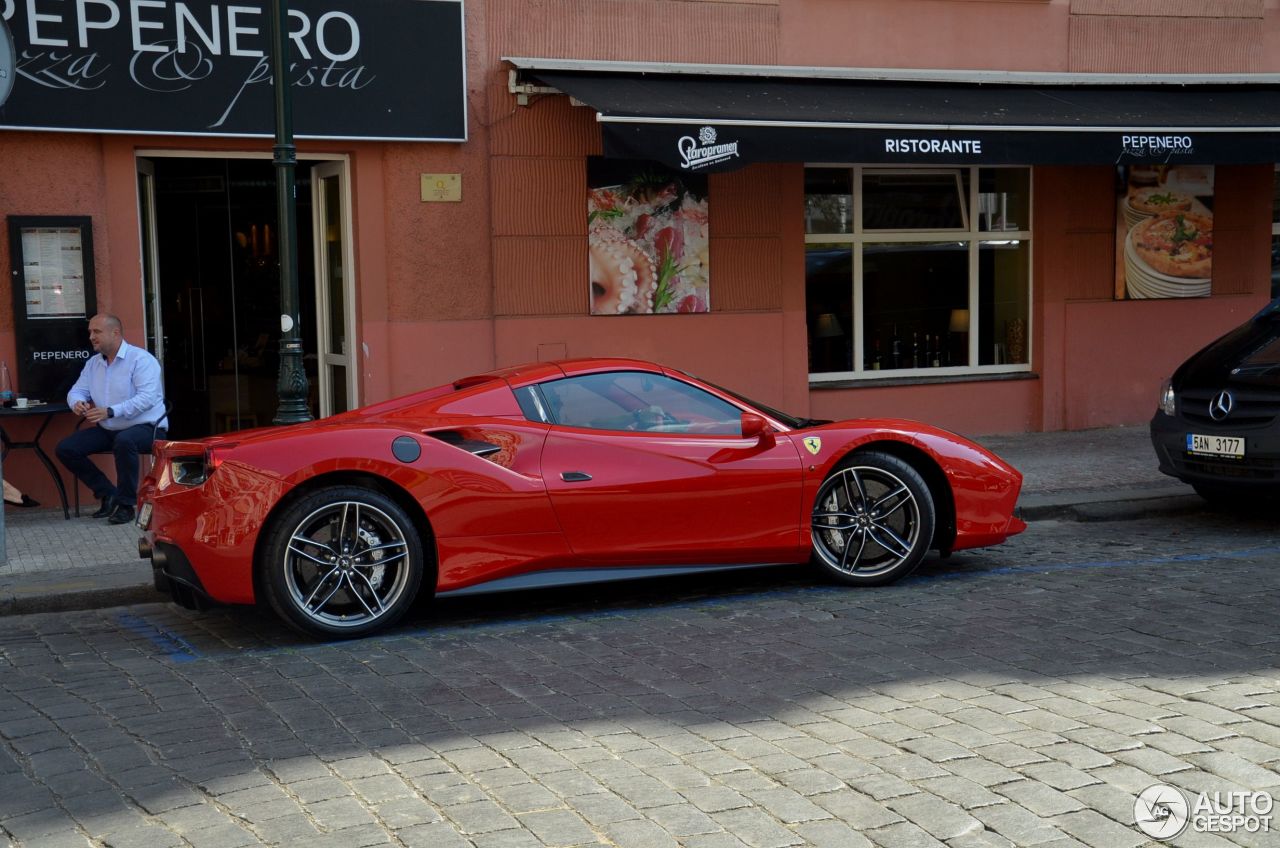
[1159,379,1176,416]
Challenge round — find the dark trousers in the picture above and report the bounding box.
[55,423,163,508]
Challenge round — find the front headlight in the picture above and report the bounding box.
[1159,379,1176,416]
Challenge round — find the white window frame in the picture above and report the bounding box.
[805,164,1034,382]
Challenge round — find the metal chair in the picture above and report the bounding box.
[71,400,172,517]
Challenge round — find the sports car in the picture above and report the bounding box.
[138,359,1026,638]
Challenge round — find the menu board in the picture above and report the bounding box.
[20,227,88,318]
[6,216,97,401]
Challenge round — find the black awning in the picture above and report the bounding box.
[523,66,1280,172]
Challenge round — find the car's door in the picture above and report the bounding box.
[533,371,805,565]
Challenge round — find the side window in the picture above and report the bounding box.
[539,372,743,434]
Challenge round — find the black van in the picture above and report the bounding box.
[1150,297,1280,503]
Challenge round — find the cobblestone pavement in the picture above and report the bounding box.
[0,510,137,575]
[2,510,1278,848]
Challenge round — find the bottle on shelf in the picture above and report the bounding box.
[911,332,920,368]
[890,325,902,369]
[931,335,941,367]
[870,338,882,371]
[0,360,12,405]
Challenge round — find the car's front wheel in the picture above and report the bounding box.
[261,486,424,638]
[810,452,936,585]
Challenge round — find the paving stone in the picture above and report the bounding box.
[1185,752,1280,788]
[1110,746,1196,776]
[684,785,753,814]
[394,821,472,848]
[567,791,644,827]
[1060,727,1145,754]
[862,820,948,847]
[603,818,681,848]
[740,787,831,824]
[516,809,597,846]
[1065,783,1141,827]
[1214,735,1280,765]
[442,799,521,835]
[995,780,1086,817]
[972,743,1049,768]
[884,791,983,840]
[941,758,1026,788]
[971,800,1070,845]
[1160,716,1240,743]
[1017,761,1100,791]
[711,807,804,848]
[1047,810,1146,848]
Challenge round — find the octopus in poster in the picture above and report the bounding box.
[587,179,710,315]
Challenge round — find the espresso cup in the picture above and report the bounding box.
[15,397,28,408]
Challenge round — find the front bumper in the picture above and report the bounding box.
[1150,411,1280,488]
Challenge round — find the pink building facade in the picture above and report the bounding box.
[1,0,1278,509]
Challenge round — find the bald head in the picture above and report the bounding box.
[88,313,124,361]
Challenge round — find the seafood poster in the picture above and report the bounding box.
[1115,165,1214,300]
[587,158,710,315]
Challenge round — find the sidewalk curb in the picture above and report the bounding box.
[1020,492,1203,523]
[0,563,157,616]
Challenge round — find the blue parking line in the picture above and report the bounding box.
[115,612,204,663]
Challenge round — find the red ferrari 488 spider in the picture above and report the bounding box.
[138,359,1025,638]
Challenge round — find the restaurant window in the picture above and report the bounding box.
[805,166,1032,380]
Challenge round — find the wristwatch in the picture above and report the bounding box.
[107,407,114,419]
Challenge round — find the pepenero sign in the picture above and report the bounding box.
[0,0,465,141]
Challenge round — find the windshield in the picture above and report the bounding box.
[1233,330,1280,377]
[684,374,814,429]
[1252,297,1280,320]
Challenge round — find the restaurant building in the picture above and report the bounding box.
[1,0,1278,509]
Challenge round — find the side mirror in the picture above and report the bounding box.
[741,412,774,446]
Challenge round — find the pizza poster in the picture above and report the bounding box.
[587,158,710,315]
[1115,166,1214,300]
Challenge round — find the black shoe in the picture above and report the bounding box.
[91,499,115,519]
[108,505,135,525]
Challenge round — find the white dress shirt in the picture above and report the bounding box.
[66,340,167,432]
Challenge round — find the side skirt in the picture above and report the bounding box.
[436,563,791,598]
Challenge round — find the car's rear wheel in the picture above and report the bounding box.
[262,486,424,638]
[811,452,936,585]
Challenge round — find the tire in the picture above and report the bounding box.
[1192,482,1277,511]
[810,451,936,586]
[261,485,424,638]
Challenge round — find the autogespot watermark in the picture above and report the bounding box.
[1134,784,1274,839]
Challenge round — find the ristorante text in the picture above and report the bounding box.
[885,138,983,154]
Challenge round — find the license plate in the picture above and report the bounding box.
[137,502,153,530]
[1187,433,1246,458]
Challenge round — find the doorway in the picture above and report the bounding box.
[137,156,356,437]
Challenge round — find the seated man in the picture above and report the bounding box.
[56,313,168,525]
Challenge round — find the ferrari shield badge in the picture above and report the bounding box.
[803,437,822,455]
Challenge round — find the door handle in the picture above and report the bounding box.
[560,471,592,482]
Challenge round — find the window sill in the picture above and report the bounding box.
[810,370,1038,390]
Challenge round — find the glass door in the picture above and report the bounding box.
[136,158,163,363]
[311,161,356,416]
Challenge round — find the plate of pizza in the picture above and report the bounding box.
[1123,188,1194,229]
[1127,211,1213,281]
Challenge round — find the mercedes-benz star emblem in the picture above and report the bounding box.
[1209,390,1234,422]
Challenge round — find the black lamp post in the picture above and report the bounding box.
[268,0,312,424]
